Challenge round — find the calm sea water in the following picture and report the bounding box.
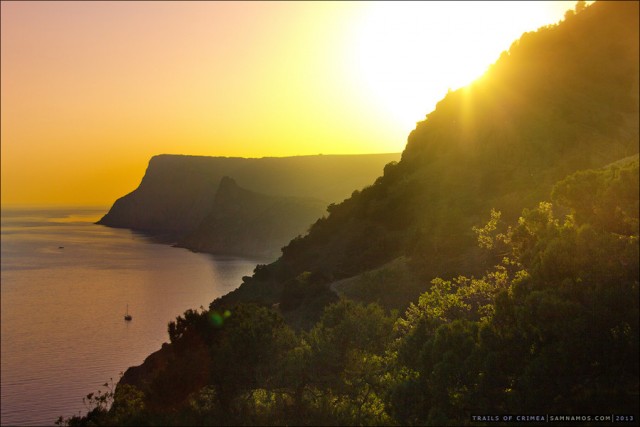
[1,207,263,426]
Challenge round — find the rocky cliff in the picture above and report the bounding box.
[177,177,327,258]
[97,153,400,247]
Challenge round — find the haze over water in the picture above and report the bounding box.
[1,207,262,426]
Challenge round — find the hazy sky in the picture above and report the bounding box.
[1,1,576,206]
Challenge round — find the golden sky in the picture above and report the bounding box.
[1,1,576,207]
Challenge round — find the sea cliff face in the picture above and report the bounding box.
[177,177,328,258]
[98,155,228,235]
[98,153,400,254]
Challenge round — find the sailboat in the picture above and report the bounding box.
[124,304,132,321]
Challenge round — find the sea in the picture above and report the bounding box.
[0,207,264,426]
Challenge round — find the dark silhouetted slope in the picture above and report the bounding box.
[97,153,400,237]
[177,177,327,258]
[74,3,639,425]
[214,1,639,325]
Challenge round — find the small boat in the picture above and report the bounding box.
[124,304,132,321]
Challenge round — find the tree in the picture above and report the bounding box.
[391,160,639,422]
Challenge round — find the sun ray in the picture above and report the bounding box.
[348,1,577,133]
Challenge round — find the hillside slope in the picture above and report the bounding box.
[177,177,327,258]
[213,0,639,326]
[63,3,640,425]
[119,157,639,423]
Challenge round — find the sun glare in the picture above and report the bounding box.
[1,1,581,206]
[350,1,573,133]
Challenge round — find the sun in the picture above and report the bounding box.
[349,1,574,133]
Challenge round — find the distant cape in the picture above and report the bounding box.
[97,153,400,258]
